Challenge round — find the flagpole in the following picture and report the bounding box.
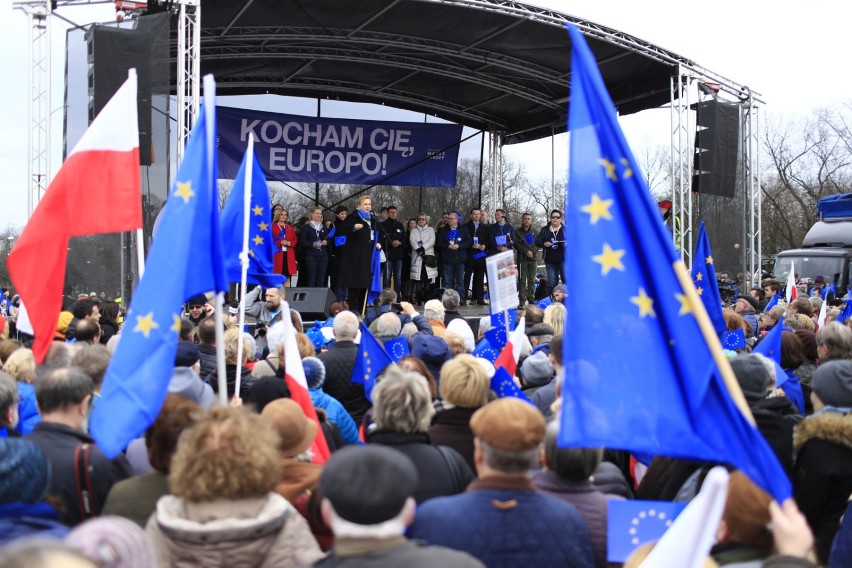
[673,262,754,423]
[234,135,254,400]
[214,292,228,406]
[135,228,145,277]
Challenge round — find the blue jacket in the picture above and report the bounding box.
[781,370,806,415]
[16,382,41,435]
[310,389,361,445]
[0,502,68,545]
[408,476,594,568]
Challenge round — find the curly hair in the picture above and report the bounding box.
[146,394,201,474]
[373,366,434,433]
[169,407,282,501]
[3,348,36,383]
[223,327,251,365]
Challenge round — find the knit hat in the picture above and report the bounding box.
[167,367,215,409]
[470,398,546,452]
[174,341,200,367]
[302,356,326,389]
[520,351,554,387]
[261,398,317,457]
[66,515,157,568]
[552,284,567,296]
[186,294,207,308]
[56,311,74,339]
[0,439,50,504]
[814,275,825,284]
[244,376,290,412]
[658,200,673,210]
[527,323,555,338]
[811,360,852,408]
[729,354,771,402]
[320,445,418,525]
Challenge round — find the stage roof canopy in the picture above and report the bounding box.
[197,0,740,144]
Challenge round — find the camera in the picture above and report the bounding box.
[390,302,403,313]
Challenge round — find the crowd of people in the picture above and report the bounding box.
[0,254,850,567]
[257,200,566,313]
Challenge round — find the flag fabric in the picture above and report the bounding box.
[472,338,500,363]
[90,76,227,458]
[763,292,779,312]
[817,296,828,329]
[485,308,518,349]
[490,365,533,403]
[638,467,730,568]
[367,237,382,305]
[278,300,331,464]
[8,71,142,363]
[690,221,726,335]
[753,315,789,388]
[484,326,507,350]
[785,262,797,304]
[837,299,852,324]
[535,296,553,310]
[607,500,686,563]
[220,144,286,289]
[490,308,518,331]
[558,24,791,503]
[493,317,526,378]
[720,329,746,350]
[384,336,410,362]
[826,281,837,300]
[352,322,394,402]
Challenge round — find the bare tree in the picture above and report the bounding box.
[0,225,22,292]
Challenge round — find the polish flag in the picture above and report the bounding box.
[817,295,828,330]
[8,70,142,363]
[494,316,526,377]
[785,261,797,304]
[279,301,331,464]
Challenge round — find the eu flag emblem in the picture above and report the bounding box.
[607,500,686,562]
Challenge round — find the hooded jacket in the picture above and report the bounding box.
[146,493,324,568]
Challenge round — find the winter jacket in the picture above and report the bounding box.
[409,475,595,568]
[536,224,567,264]
[102,471,169,528]
[487,222,515,255]
[793,410,852,565]
[310,389,360,445]
[436,225,472,266]
[829,499,852,568]
[197,343,218,382]
[409,226,438,282]
[750,395,801,478]
[16,381,40,435]
[428,406,478,472]
[366,430,474,504]
[315,537,484,568]
[26,421,132,526]
[317,341,371,426]
[533,471,624,568]
[380,219,407,262]
[244,286,287,328]
[0,502,68,545]
[146,493,324,567]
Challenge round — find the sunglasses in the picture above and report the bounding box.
[551,216,561,219]
[190,305,204,309]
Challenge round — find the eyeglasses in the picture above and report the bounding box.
[551,216,561,219]
[190,305,203,309]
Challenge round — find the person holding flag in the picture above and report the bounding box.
[299,207,331,287]
[436,211,472,302]
[338,195,382,313]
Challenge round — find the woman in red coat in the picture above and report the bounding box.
[272,208,298,285]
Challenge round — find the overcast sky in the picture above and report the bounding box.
[1,0,850,229]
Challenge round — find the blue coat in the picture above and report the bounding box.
[408,476,594,568]
[16,382,41,435]
[0,502,68,545]
[310,389,361,445]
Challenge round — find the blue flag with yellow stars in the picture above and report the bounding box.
[90,77,228,459]
[753,315,789,388]
[472,338,500,364]
[351,322,393,402]
[607,500,686,563]
[367,236,382,305]
[490,366,533,404]
[838,299,852,324]
[720,329,746,350]
[558,24,791,503]
[763,291,779,312]
[384,336,410,362]
[220,144,286,289]
[691,221,726,335]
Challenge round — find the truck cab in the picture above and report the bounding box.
[771,194,852,299]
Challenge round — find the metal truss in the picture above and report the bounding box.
[742,90,762,282]
[670,69,692,264]
[176,0,200,162]
[14,0,52,219]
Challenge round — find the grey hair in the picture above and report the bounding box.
[400,322,418,340]
[479,439,539,474]
[34,367,94,414]
[243,333,258,361]
[376,312,402,338]
[266,321,287,356]
[0,372,17,418]
[543,422,602,482]
[333,311,360,341]
[423,300,445,323]
[442,289,460,311]
[817,321,852,359]
[372,366,434,433]
[478,316,493,339]
[753,352,777,389]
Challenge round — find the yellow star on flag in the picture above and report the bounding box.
[253,235,264,246]
[696,286,704,296]
[175,181,194,203]
[675,293,693,316]
[258,222,269,232]
[134,312,159,338]
[171,314,182,333]
[592,243,626,275]
[705,255,714,265]
[620,157,633,178]
[599,158,618,181]
[695,272,703,282]
[252,205,264,216]
[630,288,655,318]
[581,193,614,225]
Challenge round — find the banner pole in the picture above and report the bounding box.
[234,135,254,400]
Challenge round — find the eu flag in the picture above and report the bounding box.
[558,25,791,502]
[607,500,686,563]
[90,77,228,458]
[220,143,285,289]
[367,236,382,305]
[490,366,533,404]
[351,322,393,402]
[384,336,410,362]
[763,292,779,312]
[472,338,500,364]
[720,329,746,351]
[691,221,726,335]
[838,299,852,323]
[753,315,789,388]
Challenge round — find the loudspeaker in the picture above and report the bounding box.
[692,99,741,198]
[286,288,338,321]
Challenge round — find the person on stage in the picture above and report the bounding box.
[272,207,298,286]
[298,206,330,287]
[536,209,566,288]
[409,213,438,305]
[338,195,381,313]
[329,206,349,303]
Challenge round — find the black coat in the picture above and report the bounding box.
[750,395,801,478]
[298,221,330,258]
[435,225,472,266]
[338,212,379,289]
[428,406,477,472]
[317,341,371,425]
[536,224,567,264]
[464,221,489,267]
[26,422,132,526]
[488,222,514,255]
[380,219,407,261]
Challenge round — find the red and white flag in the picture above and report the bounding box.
[8,70,142,362]
[817,294,828,330]
[785,261,797,304]
[493,316,526,377]
[279,301,331,464]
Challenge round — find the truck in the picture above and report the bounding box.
[771,193,852,300]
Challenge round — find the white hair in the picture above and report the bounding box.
[265,321,287,356]
[323,498,414,539]
[333,311,359,341]
[423,300,445,323]
[376,312,402,338]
